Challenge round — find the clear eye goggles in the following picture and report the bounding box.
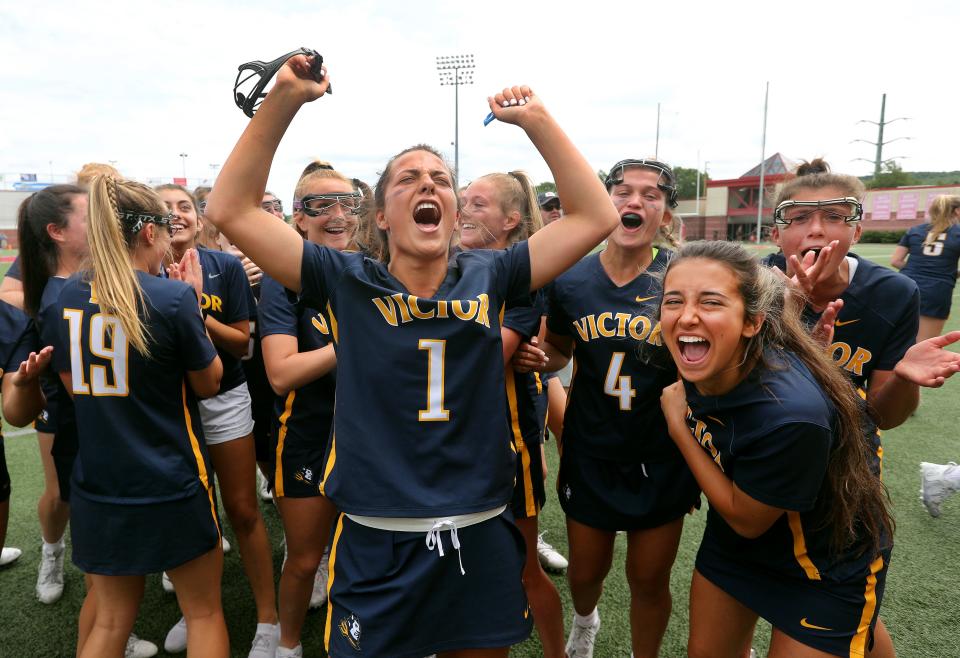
[773,197,863,226]
[295,192,363,217]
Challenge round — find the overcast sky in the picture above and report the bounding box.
[2,0,957,204]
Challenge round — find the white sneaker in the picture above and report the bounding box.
[920,462,960,518]
[36,540,65,604]
[566,611,600,658]
[310,548,330,609]
[161,571,175,593]
[537,533,568,572]
[277,645,303,658]
[0,546,21,566]
[125,633,159,658]
[222,535,232,554]
[258,470,273,502]
[163,616,188,653]
[248,623,280,658]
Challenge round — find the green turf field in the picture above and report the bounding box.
[1,244,958,657]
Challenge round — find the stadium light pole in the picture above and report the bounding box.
[436,54,475,182]
[755,82,769,244]
[179,152,189,182]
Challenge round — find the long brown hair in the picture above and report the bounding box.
[664,241,894,554]
[16,185,86,316]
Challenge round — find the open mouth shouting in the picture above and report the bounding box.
[677,334,710,366]
[621,213,644,231]
[414,201,441,230]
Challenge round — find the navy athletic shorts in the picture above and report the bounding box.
[557,443,700,532]
[324,511,531,657]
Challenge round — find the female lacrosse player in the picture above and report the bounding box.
[55,176,227,658]
[459,170,565,658]
[515,159,698,658]
[260,165,359,657]
[204,54,619,657]
[659,240,901,658]
[891,195,960,343]
[155,184,279,657]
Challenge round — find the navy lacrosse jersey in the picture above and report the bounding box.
[685,350,879,581]
[258,274,336,466]
[54,272,218,503]
[503,291,548,450]
[197,246,250,395]
[298,241,531,517]
[898,223,960,284]
[4,255,20,281]
[37,277,74,429]
[547,249,678,462]
[0,298,38,411]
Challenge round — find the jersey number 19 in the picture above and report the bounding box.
[63,309,130,397]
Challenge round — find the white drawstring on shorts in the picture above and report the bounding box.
[425,519,466,575]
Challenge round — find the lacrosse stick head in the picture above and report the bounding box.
[234,47,329,118]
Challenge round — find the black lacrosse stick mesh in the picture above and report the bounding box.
[234,47,330,118]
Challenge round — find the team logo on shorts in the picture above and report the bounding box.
[295,466,314,484]
[38,409,49,423]
[339,612,362,650]
[564,484,572,501]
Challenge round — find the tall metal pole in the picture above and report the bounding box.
[436,55,475,183]
[454,76,460,182]
[874,93,886,177]
[695,150,701,217]
[655,103,661,159]
[755,82,769,244]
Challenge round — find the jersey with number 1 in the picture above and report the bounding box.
[547,249,677,462]
[54,272,218,503]
[299,241,531,518]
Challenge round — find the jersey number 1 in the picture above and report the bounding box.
[63,309,130,396]
[419,339,450,421]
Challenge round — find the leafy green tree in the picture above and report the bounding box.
[535,181,556,195]
[865,161,919,189]
[673,166,709,200]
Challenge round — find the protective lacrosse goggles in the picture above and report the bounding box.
[295,192,362,217]
[773,197,863,226]
[261,200,283,213]
[234,47,331,118]
[119,210,177,236]
[604,159,679,208]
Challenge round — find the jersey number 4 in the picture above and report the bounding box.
[604,352,636,410]
[63,309,130,396]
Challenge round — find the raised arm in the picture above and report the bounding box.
[487,87,619,291]
[204,55,331,292]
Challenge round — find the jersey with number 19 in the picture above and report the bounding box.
[300,241,530,517]
[54,272,221,575]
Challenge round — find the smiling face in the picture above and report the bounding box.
[772,185,862,275]
[157,187,200,256]
[459,178,518,250]
[660,258,763,395]
[376,149,458,262]
[608,167,672,249]
[294,178,359,251]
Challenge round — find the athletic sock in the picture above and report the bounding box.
[41,537,64,553]
[574,607,599,626]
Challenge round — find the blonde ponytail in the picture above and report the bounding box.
[925,195,960,246]
[88,176,165,356]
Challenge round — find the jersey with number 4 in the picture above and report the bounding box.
[547,249,677,462]
[299,241,531,517]
[54,272,218,504]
